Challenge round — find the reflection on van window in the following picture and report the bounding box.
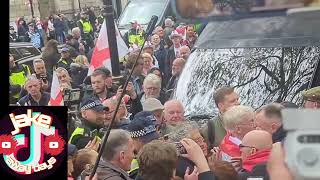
[118,0,166,26]
[174,47,320,116]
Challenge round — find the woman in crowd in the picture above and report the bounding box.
[142,53,155,76]
[56,67,73,91]
[69,55,89,86]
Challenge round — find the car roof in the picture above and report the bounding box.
[10,42,36,48]
[195,9,320,49]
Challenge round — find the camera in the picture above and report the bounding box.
[63,88,82,102]
[282,109,320,180]
[35,73,48,83]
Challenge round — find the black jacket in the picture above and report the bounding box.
[272,125,287,143]
[239,163,269,180]
[164,47,176,82]
[17,92,50,106]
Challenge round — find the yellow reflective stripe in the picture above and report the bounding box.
[80,20,92,33]
[128,158,139,173]
[68,127,84,144]
[10,71,27,86]
[22,64,31,75]
[58,59,68,65]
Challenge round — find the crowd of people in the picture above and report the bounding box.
[8,5,320,180]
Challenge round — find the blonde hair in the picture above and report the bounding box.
[223,105,254,131]
[142,53,153,60]
[74,55,89,66]
[143,73,161,88]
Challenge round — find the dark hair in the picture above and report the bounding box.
[257,103,284,120]
[94,67,111,77]
[213,87,235,106]
[138,140,177,180]
[280,101,299,108]
[91,69,108,79]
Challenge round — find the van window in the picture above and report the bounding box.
[17,47,41,58]
[118,0,167,26]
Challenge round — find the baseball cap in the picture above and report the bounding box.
[80,98,109,112]
[61,47,69,53]
[128,111,160,143]
[143,98,164,112]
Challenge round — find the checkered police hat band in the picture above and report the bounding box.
[130,125,156,138]
[81,101,99,110]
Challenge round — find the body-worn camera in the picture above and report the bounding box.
[282,109,320,180]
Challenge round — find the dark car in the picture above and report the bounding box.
[10,42,42,72]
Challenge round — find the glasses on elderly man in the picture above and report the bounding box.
[239,144,257,149]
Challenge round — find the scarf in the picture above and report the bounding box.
[242,149,271,172]
[219,132,241,162]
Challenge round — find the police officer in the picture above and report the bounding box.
[57,46,73,71]
[68,98,109,149]
[77,11,94,50]
[303,86,320,109]
[123,20,145,47]
[9,54,32,104]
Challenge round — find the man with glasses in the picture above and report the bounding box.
[238,130,273,179]
[103,98,130,130]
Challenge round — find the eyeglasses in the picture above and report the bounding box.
[239,144,257,149]
[146,87,159,91]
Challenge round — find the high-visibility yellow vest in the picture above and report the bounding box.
[128,32,145,46]
[80,19,93,33]
[69,127,84,144]
[68,127,102,144]
[128,158,139,174]
[9,64,31,98]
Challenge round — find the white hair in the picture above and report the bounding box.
[165,18,174,27]
[143,73,161,88]
[72,27,80,35]
[223,105,254,131]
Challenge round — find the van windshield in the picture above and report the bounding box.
[174,47,320,116]
[118,0,167,26]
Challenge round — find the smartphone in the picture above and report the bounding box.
[176,156,195,178]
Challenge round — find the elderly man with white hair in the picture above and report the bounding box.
[219,105,255,163]
[140,73,167,104]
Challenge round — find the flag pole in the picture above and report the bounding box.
[102,0,120,76]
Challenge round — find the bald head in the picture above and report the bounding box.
[164,100,185,126]
[179,46,191,60]
[241,130,273,159]
[172,58,186,76]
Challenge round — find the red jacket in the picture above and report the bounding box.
[242,149,271,172]
[219,132,241,162]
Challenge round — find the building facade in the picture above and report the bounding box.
[10,0,128,22]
